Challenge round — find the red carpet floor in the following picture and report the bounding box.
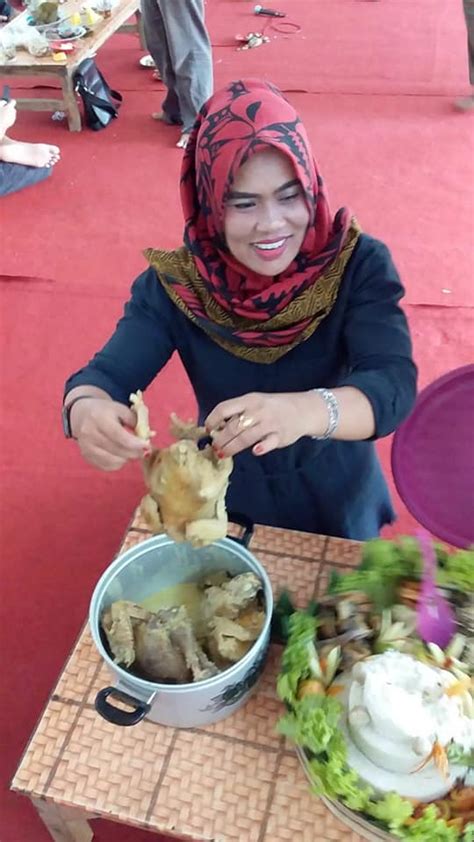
[1,1,473,839]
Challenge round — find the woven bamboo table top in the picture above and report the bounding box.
[12,513,366,842]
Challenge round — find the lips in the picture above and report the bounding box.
[252,236,290,261]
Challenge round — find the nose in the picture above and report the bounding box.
[255,200,284,234]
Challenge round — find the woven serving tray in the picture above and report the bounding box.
[12,513,369,842]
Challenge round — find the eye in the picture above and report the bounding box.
[227,200,256,210]
[279,191,301,203]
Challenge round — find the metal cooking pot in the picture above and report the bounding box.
[89,519,273,729]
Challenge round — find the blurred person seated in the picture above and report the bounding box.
[0,98,60,198]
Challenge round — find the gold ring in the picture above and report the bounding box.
[238,412,254,430]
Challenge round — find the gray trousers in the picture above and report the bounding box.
[0,161,52,198]
[463,0,474,84]
[141,0,213,132]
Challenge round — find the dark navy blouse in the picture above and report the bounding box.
[65,234,417,540]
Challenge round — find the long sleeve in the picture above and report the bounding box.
[339,240,417,438]
[64,268,176,404]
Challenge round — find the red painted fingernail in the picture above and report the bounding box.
[254,444,264,455]
[217,450,226,459]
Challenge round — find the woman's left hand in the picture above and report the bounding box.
[205,392,315,457]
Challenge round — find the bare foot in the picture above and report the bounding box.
[454,95,474,111]
[0,141,60,167]
[176,131,190,149]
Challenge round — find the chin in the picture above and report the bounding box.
[255,263,286,277]
[244,254,296,277]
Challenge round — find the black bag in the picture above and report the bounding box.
[73,58,122,131]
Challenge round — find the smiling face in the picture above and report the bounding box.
[223,147,310,276]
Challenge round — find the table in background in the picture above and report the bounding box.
[11,513,367,842]
[0,0,145,131]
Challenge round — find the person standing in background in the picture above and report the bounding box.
[455,0,474,109]
[141,0,213,147]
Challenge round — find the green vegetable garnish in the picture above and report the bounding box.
[437,549,474,592]
[367,792,414,832]
[447,743,474,767]
[463,823,474,842]
[276,535,473,841]
[398,805,461,841]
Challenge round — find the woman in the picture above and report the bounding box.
[63,79,417,540]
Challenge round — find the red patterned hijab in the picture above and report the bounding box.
[147,79,360,362]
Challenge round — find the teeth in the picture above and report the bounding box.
[254,239,286,251]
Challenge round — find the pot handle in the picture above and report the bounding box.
[95,686,152,727]
[227,512,254,548]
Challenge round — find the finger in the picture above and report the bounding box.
[81,445,128,472]
[94,425,148,459]
[116,403,140,430]
[215,422,267,457]
[211,413,258,450]
[212,420,258,452]
[99,439,146,461]
[252,432,280,457]
[205,395,256,431]
[80,410,148,457]
[107,405,151,451]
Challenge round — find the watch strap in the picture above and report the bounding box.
[63,395,97,438]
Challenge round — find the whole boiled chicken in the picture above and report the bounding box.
[130,392,233,547]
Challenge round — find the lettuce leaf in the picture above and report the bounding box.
[462,823,474,842]
[328,538,422,608]
[277,695,342,754]
[277,612,319,705]
[447,743,474,767]
[397,805,461,841]
[323,754,373,811]
[304,740,372,812]
[437,549,474,591]
[367,791,413,832]
[327,536,472,607]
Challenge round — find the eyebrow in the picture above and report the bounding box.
[227,179,301,200]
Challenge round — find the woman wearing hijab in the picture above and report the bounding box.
[63,79,417,540]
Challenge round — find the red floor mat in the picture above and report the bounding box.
[7,0,468,96]
[2,90,473,308]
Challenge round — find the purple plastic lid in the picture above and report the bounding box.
[391,364,474,549]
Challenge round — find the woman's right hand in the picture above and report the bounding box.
[71,398,150,471]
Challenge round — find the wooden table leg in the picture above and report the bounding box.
[61,74,82,132]
[31,798,94,842]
